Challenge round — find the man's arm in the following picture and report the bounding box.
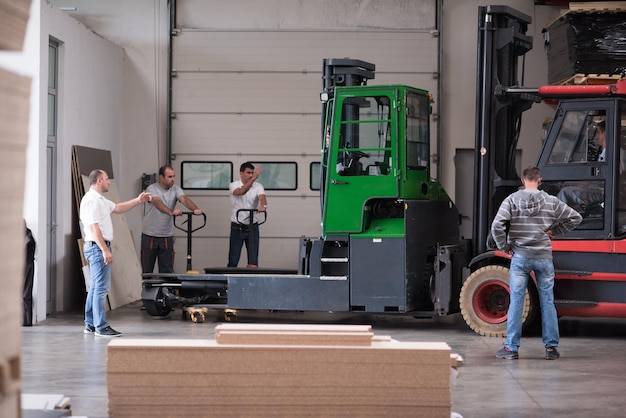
[179,195,202,215]
[257,193,267,213]
[233,166,262,196]
[149,196,176,216]
[113,192,151,214]
[550,200,583,236]
[490,200,512,252]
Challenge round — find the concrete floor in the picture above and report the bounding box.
[21,301,626,418]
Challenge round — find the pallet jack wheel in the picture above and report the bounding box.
[190,310,205,323]
[224,309,238,322]
[183,307,209,323]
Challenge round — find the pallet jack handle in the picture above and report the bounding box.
[174,211,207,272]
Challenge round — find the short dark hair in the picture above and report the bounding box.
[159,165,173,177]
[596,120,606,132]
[522,166,541,182]
[89,169,104,185]
[240,162,255,172]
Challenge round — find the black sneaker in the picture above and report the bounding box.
[95,326,122,337]
[545,347,560,360]
[496,346,519,360]
[84,324,95,334]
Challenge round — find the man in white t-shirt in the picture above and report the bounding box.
[80,169,151,337]
[228,162,267,268]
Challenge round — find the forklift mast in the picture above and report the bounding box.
[473,6,536,257]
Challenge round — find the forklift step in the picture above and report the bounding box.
[320,257,349,262]
[320,275,348,281]
[555,300,598,308]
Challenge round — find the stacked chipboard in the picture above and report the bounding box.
[0,0,31,51]
[0,1,32,417]
[107,324,461,417]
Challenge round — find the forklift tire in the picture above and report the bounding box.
[460,265,532,337]
[142,288,172,317]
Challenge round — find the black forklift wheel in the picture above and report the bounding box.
[142,288,171,317]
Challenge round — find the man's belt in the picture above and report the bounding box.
[87,240,111,247]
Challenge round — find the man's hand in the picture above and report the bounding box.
[546,230,555,240]
[193,209,202,215]
[253,165,263,180]
[103,248,113,265]
[138,192,152,203]
[172,209,183,216]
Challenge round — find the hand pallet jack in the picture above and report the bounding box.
[172,212,213,323]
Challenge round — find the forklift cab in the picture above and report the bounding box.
[537,99,626,239]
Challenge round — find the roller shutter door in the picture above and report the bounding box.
[170,0,439,269]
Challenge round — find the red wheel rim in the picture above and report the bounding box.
[472,280,510,324]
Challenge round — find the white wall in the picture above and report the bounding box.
[49,0,170,239]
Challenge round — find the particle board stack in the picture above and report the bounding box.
[0,2,32,416]
[107,324,461,417]
[0,0,31,50]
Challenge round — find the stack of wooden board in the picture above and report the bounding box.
[107,324,461,417]
[0,2,32,415]
[0,0,31,50]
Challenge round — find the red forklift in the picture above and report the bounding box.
[459,6,626,336]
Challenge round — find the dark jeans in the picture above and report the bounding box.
[228,222,259,267]
[141,234,175,273]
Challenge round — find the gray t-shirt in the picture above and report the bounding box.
[142,183,185,237]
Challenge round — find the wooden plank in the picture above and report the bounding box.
[215,323,376,346]
[108,370,451,389]
[108,393,450,407]
[108,404,450,418]
[107,384,445,399]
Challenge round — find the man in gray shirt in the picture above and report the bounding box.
[492,167,581,361]
[141,165,202,273]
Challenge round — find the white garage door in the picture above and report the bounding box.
[170,0,439,270]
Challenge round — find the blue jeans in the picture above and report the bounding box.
[505,254,559,351]
[84,242,111,332]
[228,223,259,267]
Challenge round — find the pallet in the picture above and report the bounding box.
[569,2,626,12]
[557,73,624,86]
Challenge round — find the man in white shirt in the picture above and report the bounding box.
[80,169,151,337]
[227,162,267,268]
